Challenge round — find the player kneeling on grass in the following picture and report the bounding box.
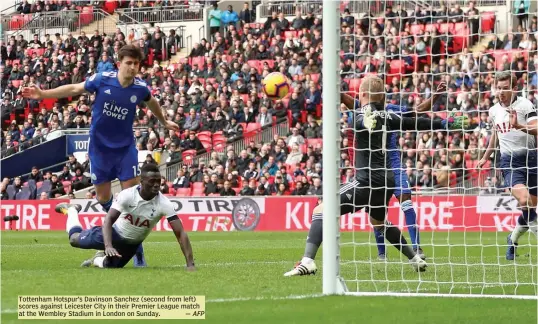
[56,164,195,270]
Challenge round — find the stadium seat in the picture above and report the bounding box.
[307,138,322,148]
[191,188,205,197]
[182,150,196,165]
[213,141,226,152]
[175,188,191,197]
[6,185,16,199]
[410,24,424,35]
[16,187,32,200]
[348,79,361,94]
[62,181,72,195]
[11,80,21,89]
[481,12,496,33]
[245,123,261,134]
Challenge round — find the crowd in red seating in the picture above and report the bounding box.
[1,1,531,199]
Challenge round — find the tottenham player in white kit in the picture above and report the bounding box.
[55,164,195,269]
[479,72,538,260]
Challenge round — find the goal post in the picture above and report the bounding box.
[321,0,344,295]
[322,0,538,299]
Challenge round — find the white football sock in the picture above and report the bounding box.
[301,257,314,264]
[510,224,528,244]
[93,256,105,268]
[66,207,82,234]
[528,220,538,236]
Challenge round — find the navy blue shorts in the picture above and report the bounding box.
[88,140,139,185]
[500,151,538,197]
[393,167,412,197]
[78,226,141,268]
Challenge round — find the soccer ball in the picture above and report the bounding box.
[262,72,290,100]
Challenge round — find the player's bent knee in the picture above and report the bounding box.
[399,194,412,203]
[313,203,323,215]
[69,233,81,248]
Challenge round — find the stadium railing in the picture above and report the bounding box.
[258,0,323,18]
[2,8,117,40]
[117,6,204,24]
[257,0,508,18]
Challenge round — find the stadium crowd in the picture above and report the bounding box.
[0,0,526,199]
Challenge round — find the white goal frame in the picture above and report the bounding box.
[321,0,537,300]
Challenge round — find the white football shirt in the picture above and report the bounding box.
[111,186,177,244]
[488,96,538,155]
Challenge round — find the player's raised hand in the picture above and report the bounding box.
[21,86,43,100]
[362,105,377,132]
[164,120,180,132]
[445,114,470,130]
[508,109,520,129]
[104,246,122,258]
[477,158,488,169]
[436,82,447,94]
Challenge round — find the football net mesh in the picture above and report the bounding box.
[336,0,537,297]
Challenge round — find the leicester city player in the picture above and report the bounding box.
[376,82,447,260]
[478,72,538,260]
[22,45,179,267]
[284,76,468,276]
[342,82,446,261]
[55,163,195,270]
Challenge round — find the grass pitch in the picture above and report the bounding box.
[2,231,537,324]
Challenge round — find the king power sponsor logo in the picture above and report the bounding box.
[0,196,523,232]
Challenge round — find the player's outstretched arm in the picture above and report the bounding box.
[387,113,470,131]
[340,92,356,111]
[169,217,195,271]
[145,96,179,132]
[414,82,447,112]
[478,129,497,168]
[21,82,86,100]
[102,208,122,258]
[510,110,538,135]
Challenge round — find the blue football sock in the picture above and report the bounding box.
[136,244,144,255]
[68,226,82,239]
[529,209,537,222]
[518,209,535,226]
[100,196,113,213]
[401,200,419,249]
[374,228,386,255]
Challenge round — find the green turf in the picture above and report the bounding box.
[1,231,537,324]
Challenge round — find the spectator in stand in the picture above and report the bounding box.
[221,5,239,34]
[159,176,169,194]
[96,53,114,73]
[172,169,190,189]
[208,3,222,41]
[220,180,236,196]
[238,2,255,29]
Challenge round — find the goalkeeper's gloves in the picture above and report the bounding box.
[441,114,470,130]
[362,105,377,132]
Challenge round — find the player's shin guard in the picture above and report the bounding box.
[382,221,415,260]
[374,228,386,256]
[99,196,113,213]
[511,210,533,244]
[401,200,420,249]
[303,215,323,263]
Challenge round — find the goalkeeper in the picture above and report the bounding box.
[341,82,447,261]
[284,76,469,277]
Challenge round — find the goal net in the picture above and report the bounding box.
[323,0,538,299]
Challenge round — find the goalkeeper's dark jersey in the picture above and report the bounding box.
[353,102,444,188]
